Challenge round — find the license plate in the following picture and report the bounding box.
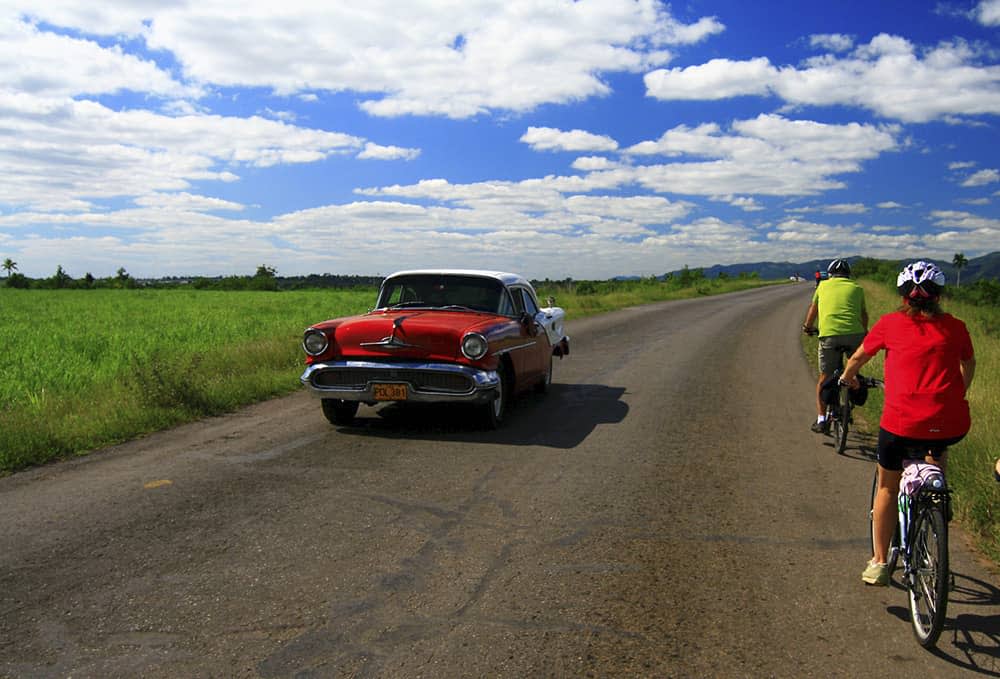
[372,383,407,401]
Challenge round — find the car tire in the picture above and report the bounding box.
[321,399,359,426]
[535,354,553,394]
[482,367,507,429]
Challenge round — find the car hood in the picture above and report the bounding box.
[327,310,501,361]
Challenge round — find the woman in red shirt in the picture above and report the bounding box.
[840,261,976,586]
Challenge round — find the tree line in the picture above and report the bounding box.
[0,260,383,291]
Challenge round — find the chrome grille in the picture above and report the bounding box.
[312,368,473,393]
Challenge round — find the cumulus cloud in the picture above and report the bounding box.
[975,0,1000,26]
[0,14,198,101]
[961,168,1000,186]
[357,143,421,161]
[645,34,1000,122]
[521,127,619,153]
[0,96,364,211]
[809,33,854,52]
[623,114,900,197]
[15,1,723,119]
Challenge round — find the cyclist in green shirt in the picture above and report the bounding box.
[802,259,869,433]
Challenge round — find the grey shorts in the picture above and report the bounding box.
[818,332,865,376]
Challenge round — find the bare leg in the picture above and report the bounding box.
[815,372,828,417]
[872,465,902,564]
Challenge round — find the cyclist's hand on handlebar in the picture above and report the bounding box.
[839,375,860,390]
[802,325,818,336]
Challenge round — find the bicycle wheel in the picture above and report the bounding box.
[908,504,949,647]
[869,468,900,576]
[833,387,851,453]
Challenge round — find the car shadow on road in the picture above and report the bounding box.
[885,572,1000,675]
[335,383,629,449]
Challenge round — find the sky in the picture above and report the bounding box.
[2,1,1000,281]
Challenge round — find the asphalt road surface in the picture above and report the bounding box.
[2,284,998,678]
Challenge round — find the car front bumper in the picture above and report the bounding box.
[300,360,500,404]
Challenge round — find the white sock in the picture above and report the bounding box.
[817,415,826,424]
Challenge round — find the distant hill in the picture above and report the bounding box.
[668,252,1000,283]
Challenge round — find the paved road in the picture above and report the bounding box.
[2,284,998,677]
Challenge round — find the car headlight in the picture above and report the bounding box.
[302,328,329,356]
[461,332,489,360]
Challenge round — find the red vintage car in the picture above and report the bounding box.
[300,270,570,428]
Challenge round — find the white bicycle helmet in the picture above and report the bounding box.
[897,261,945,300]
[827,258,851,277]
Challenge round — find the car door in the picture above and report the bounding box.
[515,287,548,382]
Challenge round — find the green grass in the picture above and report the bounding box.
[0,288,373,471]
[803,280,1000,563]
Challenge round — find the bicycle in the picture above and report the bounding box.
[803,326,859,450]
[868,452,952,648]
[826,375,852,454]
[824,374,880,454]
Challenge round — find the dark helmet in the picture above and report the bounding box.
[827,259,851,277]
[896,261,945,302]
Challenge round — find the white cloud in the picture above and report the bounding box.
[624,114,899,197]
[11,1,722,120]
[961,168,1000,187]
[521,127,619,153]
[644,57,775,100]
[645,34,1000,123]
[571,156,618,171]
[0,95,365,211]
[975,0,1000,26]
[809,33,854,52]
[357,143,421,161]
[0,14,198,101]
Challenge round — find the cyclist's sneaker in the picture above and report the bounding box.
[861,559,889,586]
[811,419,828,434]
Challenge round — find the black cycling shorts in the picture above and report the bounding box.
[876,427,966,471]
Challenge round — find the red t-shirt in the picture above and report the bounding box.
[864,311,973,439]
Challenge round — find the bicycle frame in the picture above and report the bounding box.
[870,456,951,648]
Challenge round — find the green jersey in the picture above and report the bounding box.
[812,277,866,336]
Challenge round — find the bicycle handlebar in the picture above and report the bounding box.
[838,376,884,389]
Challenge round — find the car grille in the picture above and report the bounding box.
[312,368,473,394]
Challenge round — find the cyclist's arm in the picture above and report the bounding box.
[861,309,869,333]
[961,357,976,391]
[803,302,819,334]
[840,343,873,388]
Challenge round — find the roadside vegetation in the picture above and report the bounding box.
[536,268,779,318]
[0,288,373,472]
[803,263,1000,563]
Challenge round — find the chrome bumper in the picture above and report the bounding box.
[300,360,500,404]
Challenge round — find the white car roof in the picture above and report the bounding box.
[383,269,531,289]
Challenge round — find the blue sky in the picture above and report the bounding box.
[2,1,999,280]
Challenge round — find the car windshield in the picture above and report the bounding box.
[376,275,506,313]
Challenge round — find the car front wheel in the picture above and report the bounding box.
[535,354,553,394]
[482,368,507,429]
[321,399,359,426]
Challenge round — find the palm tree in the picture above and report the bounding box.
[2,258,17,277]
[952,253,968,288]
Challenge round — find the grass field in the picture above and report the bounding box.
[803,280,1000,563]
[0,288,373,471]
